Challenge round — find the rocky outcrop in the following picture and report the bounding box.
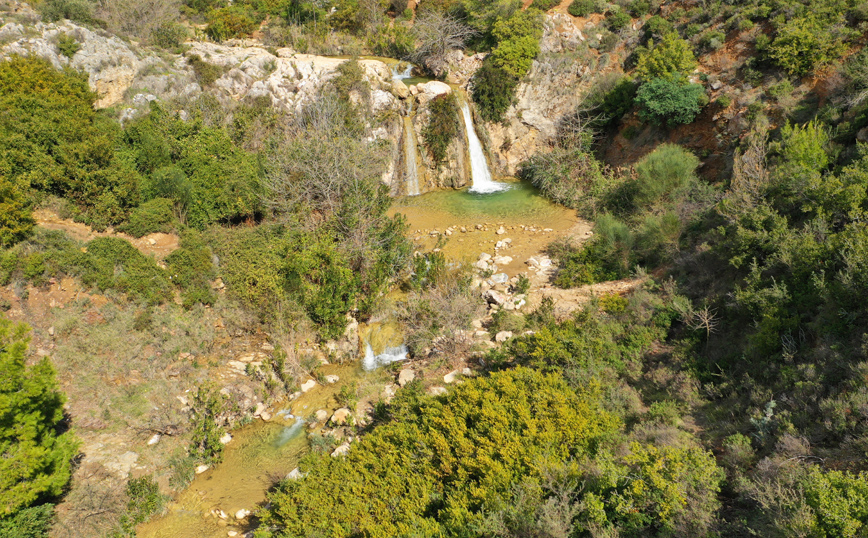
[475,13,616,176]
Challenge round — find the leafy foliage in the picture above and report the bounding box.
[634,33,697,81]
[635,77,705,127]
[0,318,78,517]
[0,177,33,248]
[0,56,140,229]
[422,93,460,164]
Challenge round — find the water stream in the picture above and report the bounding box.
[402,114,421,196]
[461,100,508,194]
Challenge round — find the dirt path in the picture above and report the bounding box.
[34,209,180,259]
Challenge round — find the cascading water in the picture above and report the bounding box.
[403,114,421,196]
[461,100,508,194]
[362,341,408,371]
[391,63,414,80]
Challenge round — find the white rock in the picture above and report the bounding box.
[398,369,416,387]
[475,260,490,271]
[486,290,506,305]
[235,509,250,520]
[330,408,351,425]
[147,434,161,446]
[195,464,210,474]
[219,433,232,444]
[444,370,460,384]
[478,252,492,261]
[286,467,305,480]
[496,331,514,343]
[315,409,329,422]
[496,226,506,235]
[493,256,513,266]
[428,386,448,396]
[324,375,339,384]
[490,273,509,284]
[228,531,238,537]
[331,443,351,457]
[300,379,317,392]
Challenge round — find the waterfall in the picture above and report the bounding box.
[392,63,414,80]
[403,115,421,196]
[362,342,408,371]
[461,100,507,194]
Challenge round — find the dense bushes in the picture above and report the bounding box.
[260,367,722,537]
[768,15,850,76]
[568,0,603,17]
[0,56,140,230]
[422,94,460,164]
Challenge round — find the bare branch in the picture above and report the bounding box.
[410,11,477,76]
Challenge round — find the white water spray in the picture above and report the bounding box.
[362,342,408,371]
[461,101,507,194]
[391,63,414,80]
[403,115,421,196]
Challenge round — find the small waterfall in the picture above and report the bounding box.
[403,115,421,196]
[362,342,408,371]
[461,100,508,194]
[392,63,414,80]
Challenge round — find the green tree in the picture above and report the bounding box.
[635,77,705,127]
[634,33,697,81]
[0,318,78,517]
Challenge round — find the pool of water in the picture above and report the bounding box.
[389,181,580,271]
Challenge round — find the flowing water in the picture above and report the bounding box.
[402,115,421,196]
[138,362,376,538]
[461,101,508,194]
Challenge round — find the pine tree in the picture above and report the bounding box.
[0,317,78,516]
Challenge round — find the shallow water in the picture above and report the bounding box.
[138,363,369,538]
[389,182,579,270]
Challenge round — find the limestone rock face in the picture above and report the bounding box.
[480,13,604,176]
[1,15,142,108]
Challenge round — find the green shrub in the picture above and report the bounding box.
[56,34,80,58]
[698,29,726,50]
[606,8,631,31]
[206,5,261,41]
[553,214,633,287]
[0,177,33,248]
[0,56,140,228]
[768,16,849,76]
[716,94,732,108]
[0,504,54,538]
[632,143,700,206]
[490,8,544,80]
[113,476,166,537]
[189,386,229,464]
[77,237,173,305]
[767,78,795,101]
[628,0,651,17]
[635,77,705,127]
[117,198,176,237]
[644,15,675,39]
[530,0,559,10]
[151,21,188,48]
[471,61,518,123]
[186,54,224,86]
[165,232,216,308]
[634,33,697,81]
[568,0,603,17]
[259,368,624,536]
[422,94,460,165]
[38,0,96,24]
